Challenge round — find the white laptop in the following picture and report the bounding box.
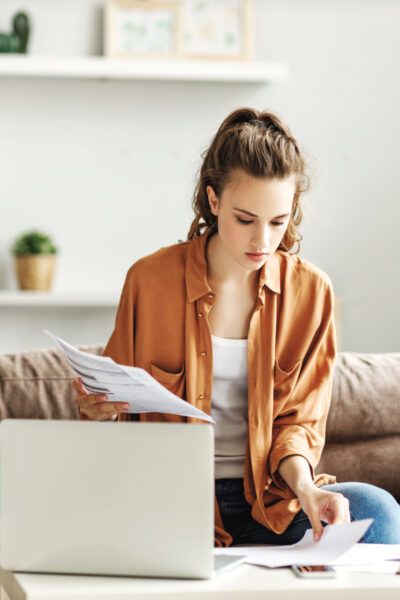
[0,419,245,579]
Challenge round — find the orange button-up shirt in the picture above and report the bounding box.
[96,227,337,547]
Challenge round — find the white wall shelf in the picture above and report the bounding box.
[0,291,118,307]
[0,55,288,83]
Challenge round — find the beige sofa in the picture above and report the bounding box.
[0,345,399,502]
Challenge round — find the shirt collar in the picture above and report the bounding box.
[185,228,281,303]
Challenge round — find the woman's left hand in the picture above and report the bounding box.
[297,486,351,541]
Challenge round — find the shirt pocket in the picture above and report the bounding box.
[149,363,185,398]
[273,357,302,413]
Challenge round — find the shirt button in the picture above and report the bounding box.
[197,312,203,317]
[200,352,206,357]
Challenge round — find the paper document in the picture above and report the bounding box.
[44,330,214,423]
[214,519,373,567]
[332,560,400,574]
[330,543,400,573]
[331,542,400,566]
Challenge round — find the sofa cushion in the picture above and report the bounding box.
[326,352,400,442]
[317,437,400,501]
[0,345,103,420]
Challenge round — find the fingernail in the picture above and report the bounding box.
[314,532,319,541]
[100,394,107,400]
[123,404,130,410]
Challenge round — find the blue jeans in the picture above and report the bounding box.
[215,478,400,545]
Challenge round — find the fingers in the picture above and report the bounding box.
[72,377,130,420]
[77,393,108,407]
[302,489,352,543]
[72,378,107,405]
[320,494,351,525]
[79,401,130,421]
[329,495,351,524]
[89,402,130,419]
[72,377,88,394]
[307,508,324,542]
[344,496,351,521]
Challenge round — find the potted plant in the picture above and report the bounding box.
[11,230,58,291]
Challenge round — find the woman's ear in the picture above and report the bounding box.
[206,185,218,216]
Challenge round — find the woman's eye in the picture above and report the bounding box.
[236,217,285,226]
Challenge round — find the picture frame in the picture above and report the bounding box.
[179,0,254,61]
[104,0,183,58]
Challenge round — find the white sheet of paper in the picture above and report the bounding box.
[330,542,400,566]
[44,330,215,423]
[214,519,373,567]
[332,561,400,574]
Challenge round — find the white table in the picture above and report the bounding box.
[2,564,400,600]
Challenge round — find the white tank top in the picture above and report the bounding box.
[210,334,248,479]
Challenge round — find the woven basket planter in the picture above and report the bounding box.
[15,255,56,291]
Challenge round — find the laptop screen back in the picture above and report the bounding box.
[0,419,214,578]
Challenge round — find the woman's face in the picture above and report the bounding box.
[206,170,296,272]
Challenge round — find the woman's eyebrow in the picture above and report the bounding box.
[233,207,290,219]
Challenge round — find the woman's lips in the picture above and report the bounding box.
[245,252,269,262]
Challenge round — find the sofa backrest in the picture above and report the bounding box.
[0,345,103,420]
[329,351,400,441]
[1,347,400,440]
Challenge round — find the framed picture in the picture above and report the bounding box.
[104,1,183,58]
[180,0,254,61]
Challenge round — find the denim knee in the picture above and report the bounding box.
[321,481,400,544]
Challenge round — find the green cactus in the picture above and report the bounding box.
[12,12,30,53]
[0,11,30,54]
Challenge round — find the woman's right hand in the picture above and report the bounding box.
[72,377,130,421]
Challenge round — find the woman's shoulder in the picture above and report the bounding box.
[124,239,188,284]
[277,250,334,291]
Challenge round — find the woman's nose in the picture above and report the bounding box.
[252,226,272,250]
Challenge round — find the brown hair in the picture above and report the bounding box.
[186,107,311,254]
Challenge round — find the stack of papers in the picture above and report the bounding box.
[44,330,214,423]
[330,543,400,574]
[214,519,374,567]
[214,519,400,573]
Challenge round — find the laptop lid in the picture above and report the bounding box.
[0,419,214,579]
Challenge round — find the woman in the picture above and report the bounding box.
[73,107,400,546]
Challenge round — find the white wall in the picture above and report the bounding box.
[0,0,399,353]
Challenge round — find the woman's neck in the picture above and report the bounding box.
[206,231,258,291]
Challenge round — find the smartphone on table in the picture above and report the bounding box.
[292,564,337,578]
